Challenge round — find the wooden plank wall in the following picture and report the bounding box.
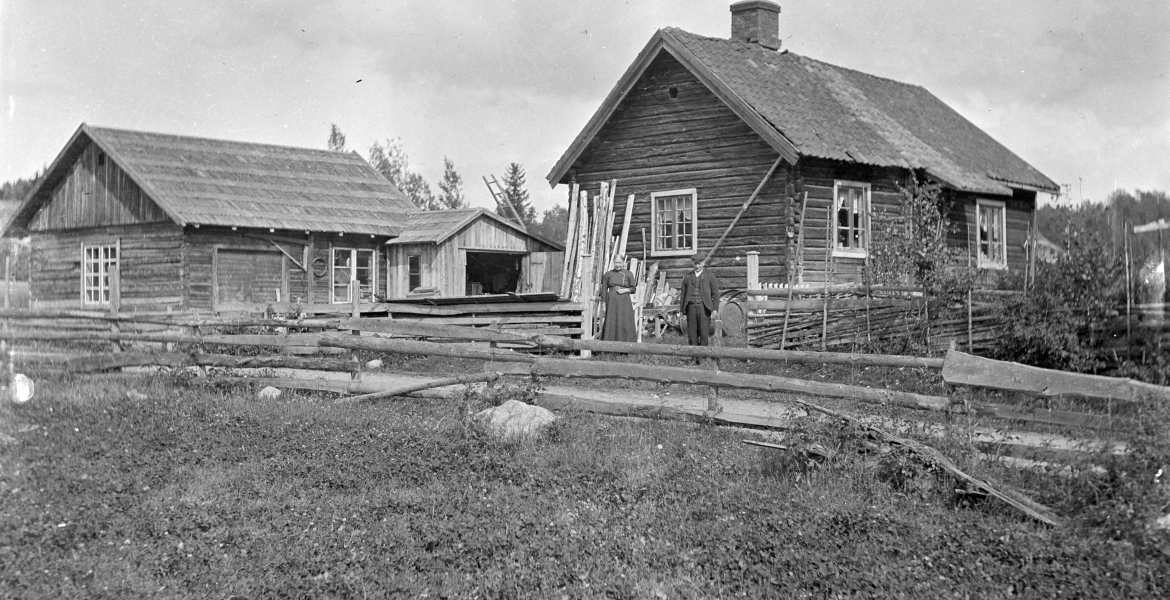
[29,222,184,311]
[30,142,169,232]
[386,217,560,299]
[569,52,789,290]
[387,243,440,298]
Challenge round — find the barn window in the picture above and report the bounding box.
[650,189,697,257]
[81,243,118,305]
[976,199,1007,269]
[331,247,377,303]
[832,181,870,257]
[407,255,422,291]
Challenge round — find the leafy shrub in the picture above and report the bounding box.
[990,229,1123,372]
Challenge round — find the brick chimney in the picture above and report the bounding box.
[730,1,781,50]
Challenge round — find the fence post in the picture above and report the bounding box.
[110,265,122,352]
[746,251,760,294]
[350,279,360,336]
[579,254,594,359]
[708,315,723,413]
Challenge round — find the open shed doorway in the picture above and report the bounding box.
[465,251,523,295]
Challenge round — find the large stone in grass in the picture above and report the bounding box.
[473,400,557,440]
[257,386,281,399]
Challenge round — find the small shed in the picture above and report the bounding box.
[547,1,1059,289]
[5,124,416,312]
[386,208,563,298]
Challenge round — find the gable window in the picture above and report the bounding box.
[407,255,422,291]
[976,199,1007,269]
[81,242,118,305]
[331,247,376,303]
[833,181,870,257]
[650,189,697,257]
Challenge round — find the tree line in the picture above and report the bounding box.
[328,124,567,242]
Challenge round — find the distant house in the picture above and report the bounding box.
[4,124,561,312]
[548,1,1058,288]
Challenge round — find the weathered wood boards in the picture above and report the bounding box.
[491,357,951,412]
[318,334,537,363]
[531,334,943,369]
[943,349,1170,403]
[337,372,499,404]
[59,352,357,373]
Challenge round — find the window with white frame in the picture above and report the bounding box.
[331,247,377,303]
[81,243,118,305]
[976,199,1007,269]
[833,182,870,256]
[651,189,697,257]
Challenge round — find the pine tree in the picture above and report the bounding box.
[368,138,437,210]
[327,124,347,153]
[437,157,466,210]
[500,162,536,225]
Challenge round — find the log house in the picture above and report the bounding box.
[547,1,1058,289]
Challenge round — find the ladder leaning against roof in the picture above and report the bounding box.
[483,175,527,231]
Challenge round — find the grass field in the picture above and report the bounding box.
[1,361,1168,599]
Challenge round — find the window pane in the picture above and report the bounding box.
[408,255,421,290]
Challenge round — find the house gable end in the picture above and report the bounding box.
[547,30,797,186]
[29,139,172,232]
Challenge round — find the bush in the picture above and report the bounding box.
[991,229,1122,373]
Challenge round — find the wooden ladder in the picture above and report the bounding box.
[483,175,527,230]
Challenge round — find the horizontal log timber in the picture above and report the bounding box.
[339,318,533,343]
[746,298,914,312]
[536,393,788,430]
[59,352,358,373]
[530,335,943,369]
[318,334,537,363]
[943,349,1170,403]
[337,372,500,404]
[0,330,325,347]
[491,358,951,412]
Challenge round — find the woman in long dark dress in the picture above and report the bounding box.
[600,255,638,342]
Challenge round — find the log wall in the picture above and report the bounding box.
[30,141,169,232]
[946,189,1036,274]
[796,159,909,284]
[29,222,184,311]
[568,52,790,290]
[184,228,387,312]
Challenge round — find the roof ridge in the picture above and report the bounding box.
[84,124,352,159]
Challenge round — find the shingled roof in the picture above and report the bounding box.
[549,27,1057,195]
[8,124,417,236]
[389,207,564,250]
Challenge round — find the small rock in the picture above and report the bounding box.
[473,400,557,440]
[257,386,281,399]
[1154,513,1170,530]
[365,359,383,370]
[10,374,33,404]
[126,391,149,401]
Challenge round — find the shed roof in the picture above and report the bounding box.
[549,28,1057,195]
[389,207,564,250]
[8,124,417,236]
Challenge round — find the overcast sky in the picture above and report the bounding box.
[2,0,1167,212]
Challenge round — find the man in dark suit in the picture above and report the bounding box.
[679,256,720,346]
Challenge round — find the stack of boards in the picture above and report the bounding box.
[557,181,673,340]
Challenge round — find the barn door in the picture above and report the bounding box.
[522,252,564,293]
[214,248,284,310]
